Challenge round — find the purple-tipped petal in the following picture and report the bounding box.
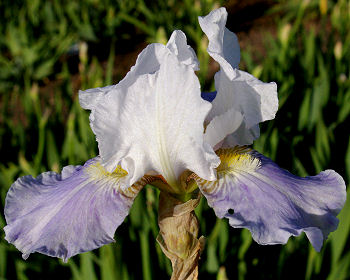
[4,157,141,261]
[194,148,346,251]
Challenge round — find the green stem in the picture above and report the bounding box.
[140,230,152,280]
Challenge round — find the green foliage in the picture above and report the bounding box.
[0,0,349,279]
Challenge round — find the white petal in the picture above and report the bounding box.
[129,30,199,78]
[124,43,168,80]
[198,7,240,79]
[166,30,200,70]
[223,123,260,147]
[90,53,219,190]
[207,69,278,146]
[204,108,243,148]
[232,70,278,127]
[79,85,116,110]
[80,31,199,111]
[199,8,278,147]
[122,30,198,81]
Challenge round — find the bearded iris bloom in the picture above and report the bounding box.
[4,7,346,268]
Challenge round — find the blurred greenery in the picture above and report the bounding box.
[0,0,349,279]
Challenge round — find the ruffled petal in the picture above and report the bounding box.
[89,53,219,191]
[127,30,199,77]
[80,30,199,111]
[79,85,116,110]
[206,65,278,147]
[199,8,278,146]
[4,157,141,261]
[193,147,346,251]
[198,7,240,79]
[166,30,199,70]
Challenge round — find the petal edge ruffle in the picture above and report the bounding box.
[199,8,278,147]
[89,52,219,190]
[194,148,346,251]
[4,158,140,261]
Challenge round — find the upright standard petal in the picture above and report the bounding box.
[199,8,278,147]
[204,108,243,149]
[125,30,199,79]
[80,30,199,119]
[4,158,141,261]
[79,85,116,110]
[192,147,346,251]
[214,70,278,146]
[198,7,240,79]
[166,30,199,70]
[89,53,219,191]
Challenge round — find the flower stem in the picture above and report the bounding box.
[157,191,204,280]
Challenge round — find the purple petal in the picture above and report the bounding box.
[4,157,141,261]
[195,148,346,251]
[201,91,217,102]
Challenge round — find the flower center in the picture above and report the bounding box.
[216,147,261,175]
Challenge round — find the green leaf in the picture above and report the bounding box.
[80,252,98,280]
[327,251,350,280]
[330,187,350,269]
[33,59,55,80]
[46,130,61,172]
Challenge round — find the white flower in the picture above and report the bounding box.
[4,8,345,263]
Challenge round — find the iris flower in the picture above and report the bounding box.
[4,7,346,265]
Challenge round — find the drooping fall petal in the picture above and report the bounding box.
[4,158,141,261]
[193,148,346,251]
